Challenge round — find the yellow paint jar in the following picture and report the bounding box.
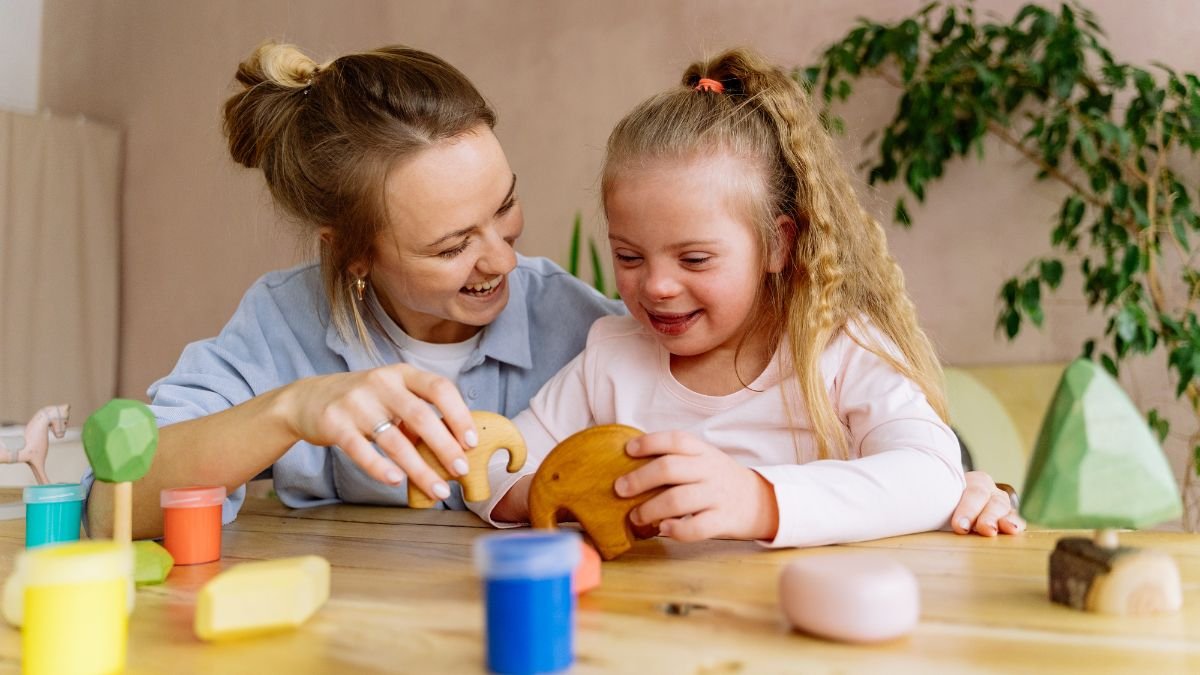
[21,541,133,675]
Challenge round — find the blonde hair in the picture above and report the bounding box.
[601,48,948,460]
[222,41,496,356]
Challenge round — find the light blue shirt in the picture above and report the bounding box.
[83,255,623,524]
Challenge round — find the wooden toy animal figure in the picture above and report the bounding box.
[409,411,527,508]
[0,404,69,485]
[529,425,665,560]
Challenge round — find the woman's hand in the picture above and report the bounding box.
[276,363,477,502]
[952,470,1025,536]
[614,431,780,542]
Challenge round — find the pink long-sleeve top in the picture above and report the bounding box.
[475,315,964,548]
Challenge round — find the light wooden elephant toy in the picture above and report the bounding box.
[408,410,527,508]
[529,424,664,560]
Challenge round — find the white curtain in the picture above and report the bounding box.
[0,110,120,424]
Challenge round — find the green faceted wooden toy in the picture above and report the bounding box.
[83,399,159,544]
[1020,358,1182,616]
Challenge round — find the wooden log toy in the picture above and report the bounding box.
[82,399,159,544]
[194,555,330,641]
[529,424,664,560]
[408,410,527,508]
[779,553,919,643]
[0,404,70,485]
[1048,534,1182,615]
[1021,359,1183,615]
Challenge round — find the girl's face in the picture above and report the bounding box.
[364,126,523,343]
[606,154,781,362]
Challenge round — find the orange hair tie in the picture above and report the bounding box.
[694,78,725,94]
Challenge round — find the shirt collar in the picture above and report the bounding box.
[475,263,532,370]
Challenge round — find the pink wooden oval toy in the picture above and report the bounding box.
[779,553,919,643]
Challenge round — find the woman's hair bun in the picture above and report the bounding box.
[223,42,323,169]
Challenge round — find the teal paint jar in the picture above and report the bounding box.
[23,483,85,548]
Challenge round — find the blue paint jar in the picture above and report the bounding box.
[474,531,581,674]
[23,483,85,548]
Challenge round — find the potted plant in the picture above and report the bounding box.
[802,1,1200,525]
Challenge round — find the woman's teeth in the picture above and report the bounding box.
[464,275,503,294]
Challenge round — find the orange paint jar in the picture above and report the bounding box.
[160,486,226,565]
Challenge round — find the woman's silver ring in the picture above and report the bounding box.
[370,419,396,441]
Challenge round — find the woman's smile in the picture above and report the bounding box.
[462,274,506,299]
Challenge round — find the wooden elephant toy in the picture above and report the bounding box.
[408,411,527,508]
[529,424,664,560]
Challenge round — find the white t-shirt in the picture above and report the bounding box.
[370,291,482,382]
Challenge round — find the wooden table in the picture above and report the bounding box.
[1,498,1199,674]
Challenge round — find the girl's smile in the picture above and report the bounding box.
[646,308,704,336]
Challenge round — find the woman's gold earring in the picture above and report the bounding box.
[353,277,366,302]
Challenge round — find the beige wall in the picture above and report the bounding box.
[37,1,1200,474]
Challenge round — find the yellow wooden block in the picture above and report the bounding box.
[194,556,330,641]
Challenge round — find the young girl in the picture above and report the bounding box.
[478,48,989,547]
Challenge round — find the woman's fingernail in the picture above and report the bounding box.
[453,458,470,476]
[957,517,971,531]
[386,469,404,484]
[464,430,479,448]
[659,521,672,537]
[614,477,628,497]
[433,483,451,500]
[626,438,640,454]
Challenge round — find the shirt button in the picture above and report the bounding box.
[467,387,479,400]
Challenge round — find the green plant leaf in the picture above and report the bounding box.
[1101,353,1119,376]
[588,237,607,296]
[1003,309,1021,339]
[1081,338,1096,359]
[1116,306,1138,342]
[567,212,582,277]
[1040,259,1064,288]
[1147,408,1170,443]
[894,198,912,227]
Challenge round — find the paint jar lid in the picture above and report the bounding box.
[474,530,581,580]
[160,486,226,508]
[23,482,86,504]
[22,540,133,587]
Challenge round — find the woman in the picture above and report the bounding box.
[84,42,1019,540]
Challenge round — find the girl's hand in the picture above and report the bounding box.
[952,470,1025,536]
[491,474,533,523]
[614,430,780,542]
[277,363,477,502]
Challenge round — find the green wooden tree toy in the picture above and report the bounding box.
[1020,358,1182,615]
[82,399,158,544]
